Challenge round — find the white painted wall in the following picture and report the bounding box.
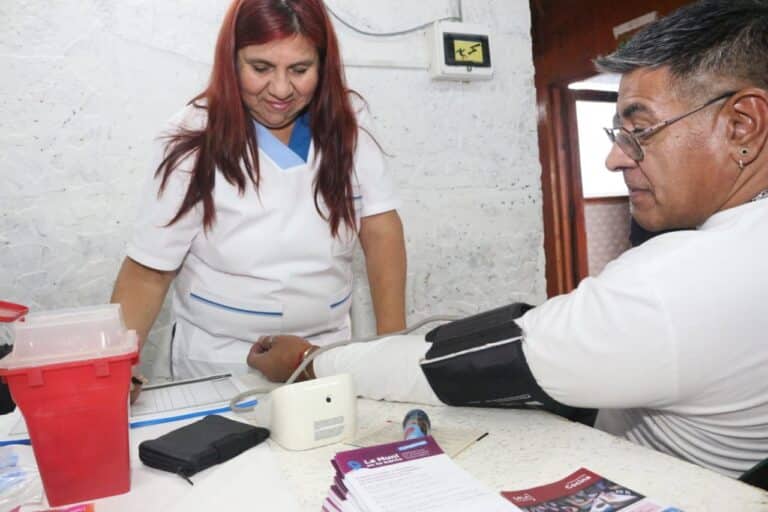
[0,1,544,377]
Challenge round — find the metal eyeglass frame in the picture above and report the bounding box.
[603,91,736,162]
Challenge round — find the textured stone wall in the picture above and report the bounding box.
[0,1,544,377]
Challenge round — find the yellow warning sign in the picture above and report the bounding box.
[453,40,484,64]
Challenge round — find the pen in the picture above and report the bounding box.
[142,372,233,391]
[452,432,489,458]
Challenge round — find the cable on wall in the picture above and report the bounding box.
[324,0,463,37]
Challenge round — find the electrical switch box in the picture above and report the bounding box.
[429,21,493,81]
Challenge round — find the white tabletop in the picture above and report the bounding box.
[275,400,768,511]
[10,398,768,511]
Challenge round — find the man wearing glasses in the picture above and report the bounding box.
[246,0,768,480]
[566,0,768,479]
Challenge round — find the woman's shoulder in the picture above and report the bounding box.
[161,100,209,135]
[152,101,209,175]
[346,93,380,147]
[348,92,372,127]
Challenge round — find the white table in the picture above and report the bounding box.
[10,399,768,511]
[277,400,768,511]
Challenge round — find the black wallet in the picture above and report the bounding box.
[139,415,270,482]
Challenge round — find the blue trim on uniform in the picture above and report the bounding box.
[253,112,312,169]
[288,112,312,162]
[330,291,353,309]
[190,293,283,316]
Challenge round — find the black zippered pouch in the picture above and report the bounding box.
[139,415,270,482]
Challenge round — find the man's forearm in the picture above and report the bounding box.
[313,335,441,405]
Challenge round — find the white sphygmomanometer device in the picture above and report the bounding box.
[269,373,356,451]
[228,316,459,451]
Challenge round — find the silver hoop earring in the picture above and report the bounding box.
[739,159,745,171]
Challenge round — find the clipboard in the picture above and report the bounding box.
[0,374,259,445]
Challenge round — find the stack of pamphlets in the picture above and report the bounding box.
[324,435,520,511]
[502,467,683,512]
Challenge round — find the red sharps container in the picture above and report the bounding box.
[0,302,138,506]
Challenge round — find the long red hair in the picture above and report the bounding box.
[156,0,358,235]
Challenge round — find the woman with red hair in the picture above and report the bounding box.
[111,0,406,383]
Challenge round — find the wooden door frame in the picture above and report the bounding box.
[537,83,584,296]
[537,85,603,295]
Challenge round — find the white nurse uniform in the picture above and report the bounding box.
[127,103,400,378]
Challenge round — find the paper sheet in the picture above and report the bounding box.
[131,376,240,417]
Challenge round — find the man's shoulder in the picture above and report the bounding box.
[600,229,698,276]
[601,205,767,284]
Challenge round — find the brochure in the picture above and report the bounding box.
[502,467,683,512]
[325,435,520,512]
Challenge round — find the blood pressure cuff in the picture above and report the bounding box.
[419,303,579,417]
[139,415,270,481]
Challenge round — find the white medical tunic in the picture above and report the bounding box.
[519,199,768,478]
[127,104,400,378]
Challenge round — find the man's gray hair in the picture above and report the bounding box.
[595,0,768,93]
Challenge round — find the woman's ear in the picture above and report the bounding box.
[727,89,768,166]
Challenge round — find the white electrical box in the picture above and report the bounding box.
[429,21,493,81]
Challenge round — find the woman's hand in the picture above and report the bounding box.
[247,335,315,382]
[129,371,148,404]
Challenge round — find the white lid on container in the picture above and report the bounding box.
[0,304,138,370]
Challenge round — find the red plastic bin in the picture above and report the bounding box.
[0,304,138,506]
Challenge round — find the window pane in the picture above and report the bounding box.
[576,100,627,198]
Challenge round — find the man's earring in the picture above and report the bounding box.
[738,148,749,170]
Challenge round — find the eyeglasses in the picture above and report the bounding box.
[603,91,736,162]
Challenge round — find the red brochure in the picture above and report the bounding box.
[502,467,683,512]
